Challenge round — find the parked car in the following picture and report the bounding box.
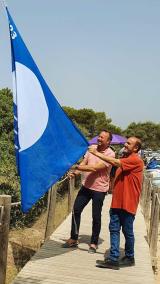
[145,158,160,186]
[146,157,160,170]
[146,169,160,186]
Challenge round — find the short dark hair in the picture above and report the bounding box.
[101,130,113,142]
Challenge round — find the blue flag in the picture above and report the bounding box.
[5,7,88,212]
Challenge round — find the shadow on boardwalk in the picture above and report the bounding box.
[33,234,105,261]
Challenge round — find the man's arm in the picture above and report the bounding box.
[88,146,121,168]
[68,158,87,177]
[69,153,108,177]
[69,149,115,178]
[73,162,107,172]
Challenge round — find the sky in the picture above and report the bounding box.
[0,0,160,129]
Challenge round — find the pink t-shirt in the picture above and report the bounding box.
[82,147,115,192]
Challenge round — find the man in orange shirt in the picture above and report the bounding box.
[63,130,115,253]
[89,137,144,269]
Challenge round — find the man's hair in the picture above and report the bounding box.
[101,130,113,142]
[134,137,142,152]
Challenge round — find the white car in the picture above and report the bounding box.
[146,169,160,186]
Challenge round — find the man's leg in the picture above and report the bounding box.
[96,208,120,269]
[120,210,135,266]
[90,191,105,247]
[108,208,121,261]
[70,186,91,241]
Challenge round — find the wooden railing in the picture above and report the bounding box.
[140,173,160,269]
[45,176,77,239]
[0,175,79,284]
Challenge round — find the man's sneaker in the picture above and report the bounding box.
[96,259,106,265]
[119,256,135,267]
[62,238,78,248]
[96,258,120,270]
[88,246,97,254]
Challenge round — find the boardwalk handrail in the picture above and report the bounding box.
[0,175,78,283]
[45,175,77,239]
[140,173,160,268]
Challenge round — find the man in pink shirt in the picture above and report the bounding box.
[63,130,115,253]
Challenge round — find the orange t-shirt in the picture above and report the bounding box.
[111,153,144,214]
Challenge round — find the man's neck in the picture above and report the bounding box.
[122,152,136,158]
[122,153,130,158]
[97,145,109,152]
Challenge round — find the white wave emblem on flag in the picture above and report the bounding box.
[15,62,49,151]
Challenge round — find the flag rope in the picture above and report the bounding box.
[57,175,69,185]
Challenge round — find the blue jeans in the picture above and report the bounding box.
[109,208,135,261]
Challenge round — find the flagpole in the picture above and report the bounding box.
[1,0,20,169]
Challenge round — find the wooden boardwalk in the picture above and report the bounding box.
[12,195,155,284]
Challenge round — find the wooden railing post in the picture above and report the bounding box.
[141,174,160,270]
[140,175,148,210]
[0,195,11,284]
[68,177,75,213]
[149,192,160,267]
[144,180,152,232]
[45,185,57,240]
[148,187,158,244]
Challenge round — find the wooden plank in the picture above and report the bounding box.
[12,195,155,284]
[150,194,160,263]
[68,177,75,213]
[144,180,152,230]
[148,188,158,244]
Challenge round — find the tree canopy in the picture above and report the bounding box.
[0,88,17,178]
[63,106,122,138]
[123,121,160,149]
[1,87,160,187]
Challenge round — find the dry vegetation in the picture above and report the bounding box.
[6,193,70,284]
